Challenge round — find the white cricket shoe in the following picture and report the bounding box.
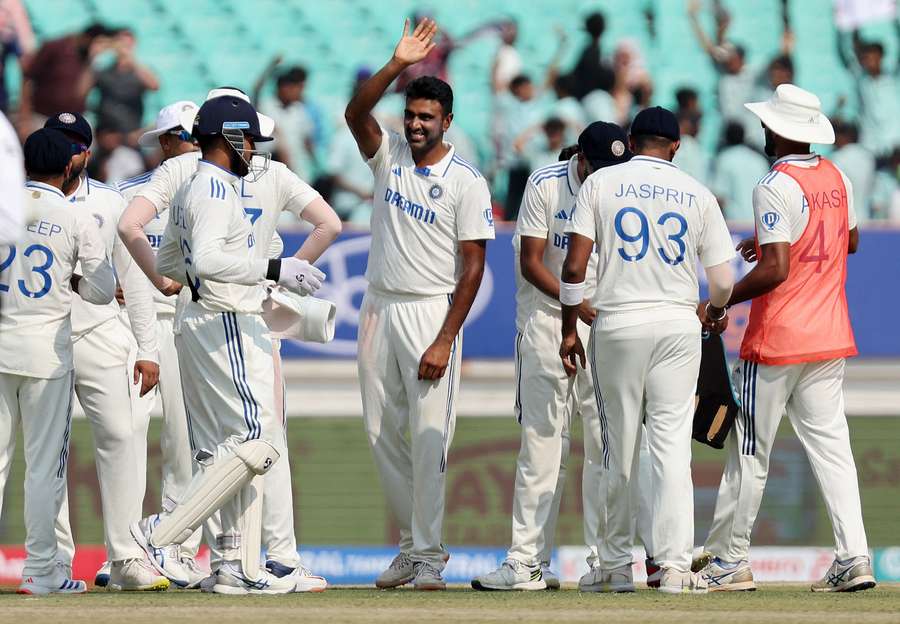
[658,569,708,594]
[109,558,170,591]
[541,563,560,590]
[94,561,111,588]
[811,556,876,593]
[699,558,756,592]
[412,561,446,591]
[578,564,635,593]
[130,515,193,586]
[375,552,416,588]
[212,561,296,595]
[266,560,328,592]
[472,560,546,591]
[18,563,87,595]
[180,554,209,589]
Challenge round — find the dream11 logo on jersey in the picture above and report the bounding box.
[280,232,494,358]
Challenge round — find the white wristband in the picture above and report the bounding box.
[559,281,585,306]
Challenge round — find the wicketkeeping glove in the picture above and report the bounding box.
[277,257,325,296]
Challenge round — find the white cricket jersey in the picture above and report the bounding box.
[0,111,24,245]
[515,157,599,317]
[567,155,735,330]
[366,127,495,296]
[66,176,158,360]
[137,151,319,262]
[156,160,269,314]
[0,182,115,378]
[752,154,857,246]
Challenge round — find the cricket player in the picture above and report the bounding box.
[129,94,325,594]
[698,84,875,593]
[473,123,634,591]
[119,89,339,591]
[45,112,167,591]
[345,18,495,590]
[0,128,115,594]
[560,106,735,594]
[0,110,24,246]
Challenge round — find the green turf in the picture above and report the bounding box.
[1,585,898,624]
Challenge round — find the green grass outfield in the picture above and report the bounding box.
[1,585,898,624]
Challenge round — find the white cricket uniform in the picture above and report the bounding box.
[567,155,735,572]
[0,112,24,244]
[155,159,291,564]
[705,154,867,563]
[513,158,654,568]
[358,128,494,568]
[139,151,320,567]
[63,176,159,563]
[0,182,115,577]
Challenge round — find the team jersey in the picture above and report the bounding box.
[567,155,735,330]
[66,176,158,360]
[156,160,269,314]
[137,151,318,262]
[0,111,24,245]
[0,182,115,378]
[751,154,857,246]
[515,157,598,317]
[365,127,495,296]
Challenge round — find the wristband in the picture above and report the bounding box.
[559,281,585,306]
[266,259,282,281]
[706,302,727,322]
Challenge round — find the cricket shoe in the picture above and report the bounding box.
[109,558,169,591]
[130,515,194,586]
[472,560,546,591]
[199,570,219,593]
[180,554,209,589]
[266,560,328,592]
[18,563,87,595]
[541,563,560,590]
[94,561,111,588]
[578,564,635,593]
[412,562,446,591]
[658,569,708,594]
[699,558,756,592]
[811,556,876,593]
[690,551,712,573]
[646,558,662,589]
[212,561,297,595]
[376,552,416,588]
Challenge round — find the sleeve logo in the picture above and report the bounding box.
[483,208,494,228]
[762,211,780,230]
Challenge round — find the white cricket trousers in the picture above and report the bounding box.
[358,288,462,568]
[175,305,278,563]
[591,318,700,572]
[0,371,74,577]
[70,316,151,561]
[705,358,869,562]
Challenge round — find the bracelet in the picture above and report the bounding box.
[706,302,727,322]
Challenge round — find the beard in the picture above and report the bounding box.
[764,129,776,157]
[229,149,250,178]
[65,161,85,187]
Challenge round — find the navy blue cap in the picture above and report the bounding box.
[630,106,680,142]
[24,128,74,175]
[195,96,273,143]
[578,121,632,169]
[44,111,93,146]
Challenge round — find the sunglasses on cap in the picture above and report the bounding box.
[167,129,194,142]
[71,142,89,154]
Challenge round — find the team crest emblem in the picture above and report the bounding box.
[762,211,779,230]
[429,184,443,200]
[58,112,76,124]
[483,208,494,228]
[611,140,625,157]
[93,213,104,228]
[31,190,40,199]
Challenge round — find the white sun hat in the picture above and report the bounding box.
[261,287,336,344]
[744,84,835,145]
[138,100,199,147]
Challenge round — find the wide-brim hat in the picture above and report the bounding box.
[261,287,336,344]
[138,100,199,147]
[744,83,834,145]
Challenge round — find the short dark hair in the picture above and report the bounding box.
[543,117,565,134]
[553,74,575,96]
[723,121,745,146]
[558,144,580,161]
[509,74,532,91]
[675,87,698,110]
[196,134,220,153]
[632,134,675,152]
[585,12,606,38]
[733,44,746,60]
[770,54,794,73]
[277,66,308,87]
[405,76,453,116]
[863,42,885,56]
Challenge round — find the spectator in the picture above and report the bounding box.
[87,123,143,184]
[675,87,701,117]
[672,110,710,184]
[259,66,318,180]
[0,0,34,113]
[90,29,159,135]
[871,147,900,221]
[549,73,585,131]
[831,119,876,221]
[526,117,567,170]
[710,121,770,221]
[18,22,115,135]
[569,11,615,98]
[491,19,522,93]
[610,38,653,125]
[837,27,900,158]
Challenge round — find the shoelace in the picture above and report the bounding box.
[391,553,413,570]
[416,562,441,578]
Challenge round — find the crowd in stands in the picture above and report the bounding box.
[1,0,898,224]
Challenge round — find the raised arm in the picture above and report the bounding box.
[688,0,719,60]
[344,18,438,159]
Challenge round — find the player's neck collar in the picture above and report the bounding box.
[773,153,818,165]
[25,180,65,198]
[198,159,239,183]
[411,141,454,176]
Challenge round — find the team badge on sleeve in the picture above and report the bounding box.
[483,208,494,228]
[761,211,780,230]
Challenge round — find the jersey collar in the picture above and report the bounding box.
[25,180,65,199]
[566,155,580,195]
[773,153,819,166]
[631,155,679,169]
[198,159,239,184]
[65,175,88,202]
[411,141,455,178]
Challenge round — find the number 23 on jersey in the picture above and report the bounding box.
[0,244,55,298]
